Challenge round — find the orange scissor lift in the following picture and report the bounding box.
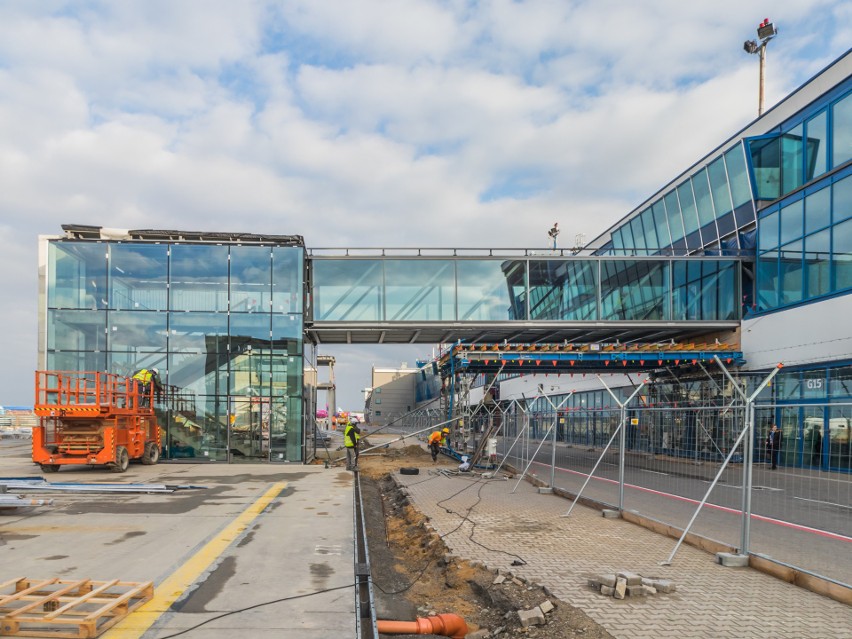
[33,371,161,473]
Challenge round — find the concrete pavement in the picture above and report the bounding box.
[397,466,852,639]
[0,440,356,638]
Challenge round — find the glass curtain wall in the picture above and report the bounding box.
[312,258,740,322]
[756,170,852,312]
[46,240,305,462]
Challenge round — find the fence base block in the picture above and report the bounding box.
[716,552,749,567]
[601,509,621,519]
[537,487,553,494]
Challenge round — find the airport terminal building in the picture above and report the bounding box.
[37,50,851,467]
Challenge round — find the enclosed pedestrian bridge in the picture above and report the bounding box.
[306,249,744,346]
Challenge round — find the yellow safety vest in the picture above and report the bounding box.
[133,369,153,383]
[344,423,360,448]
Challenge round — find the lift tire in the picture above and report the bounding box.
[40,464,60,473]
[111,446,130,473]
[399,467,420,476]
[141,442,160,465]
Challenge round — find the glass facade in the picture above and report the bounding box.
[756,169,852,312]
[606,142,754,255]
[45,240,305,462]
[312,257,741,322]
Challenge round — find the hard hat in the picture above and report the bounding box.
[442,428,450,434]
[152,368,159,374]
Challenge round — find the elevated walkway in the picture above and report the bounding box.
[306,250,743,345]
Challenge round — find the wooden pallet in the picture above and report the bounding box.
[0,578,153,638]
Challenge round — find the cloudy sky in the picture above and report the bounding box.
[1,1,850,409]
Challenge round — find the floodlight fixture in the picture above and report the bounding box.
[742,18,779,117]
[757,19,777,41]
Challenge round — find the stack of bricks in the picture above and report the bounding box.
[587,571,676,600]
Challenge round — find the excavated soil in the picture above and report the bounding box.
[354,440,613,639]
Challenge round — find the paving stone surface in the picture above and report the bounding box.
[399,471,852,639]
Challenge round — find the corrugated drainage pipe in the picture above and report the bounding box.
[376,613,468,639]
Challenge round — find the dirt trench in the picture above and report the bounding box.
[355,444,613,639]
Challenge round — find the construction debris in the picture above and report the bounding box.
[0,478,207,494]
[0,577,153,638]
[588,572,677,598]
[0,495,53,508]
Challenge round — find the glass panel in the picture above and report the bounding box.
[781,125,804,193]
[457,260,525,321]
[48,310,106,351]
[805,186,831,234]
[108,311,168,353]
[708,157,733,217]
[756,250,778,311]
[804,229,831,298]
[776,370,801,400]
[759,210,780,252]
[600,260,669,320]
[48,242,108,310]
[528,260,598,320]
[833,217,852,291]
[725,144,753,209]
[830,366,852,398]
[272,247,303,314]
[803,407,824,467]
[805,110,828,180]
[170,244,229,312]
[779,199,803,245]
[630,218,646,253]
[672,260,737,320]
[692,169,715,228]
[652,202,670,248]
[827,405,851,471]
[272,314,303,343]
[384,260,455,321]
[834,174,852,223]
[109,243,168,311]
[749,136,781,200]
[779,240,803,305]
[677,182,700,236]
[802,370,827,400]
[47,351,106,373]
[168,351,229,397]
[229,313,272,342]
[832,92,851,168]
[230,246,271,313]
[312,259,382,321]
[664,191,685,243]
[163,394,229,461]
[168,312,229,352]
[641,209,658,250]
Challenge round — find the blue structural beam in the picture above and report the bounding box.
[439,343,745,375]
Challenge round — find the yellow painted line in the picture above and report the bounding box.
[102,481,287,639]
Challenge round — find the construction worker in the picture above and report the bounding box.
[344,417,361,471]
[428,427,450,462]
[132,367,163,406]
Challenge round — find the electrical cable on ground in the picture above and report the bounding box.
[152,583,356,639]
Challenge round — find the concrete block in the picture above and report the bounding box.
[652,579,676,593]
[539,600,555,614]
[601,509,621,519]
[601,585,615,596]
[645,586,657,595]
[626,585,647,597]
[641,577,655,587]
[517,607,546,627]
[614,578,627,599]
[493,575,506,585]
[617,570,643,586]
[716,552,749,567]
[595,573,617,587]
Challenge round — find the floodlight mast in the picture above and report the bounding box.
[743,18,778,116]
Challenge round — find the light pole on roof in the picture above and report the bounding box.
[743,18,779,117]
